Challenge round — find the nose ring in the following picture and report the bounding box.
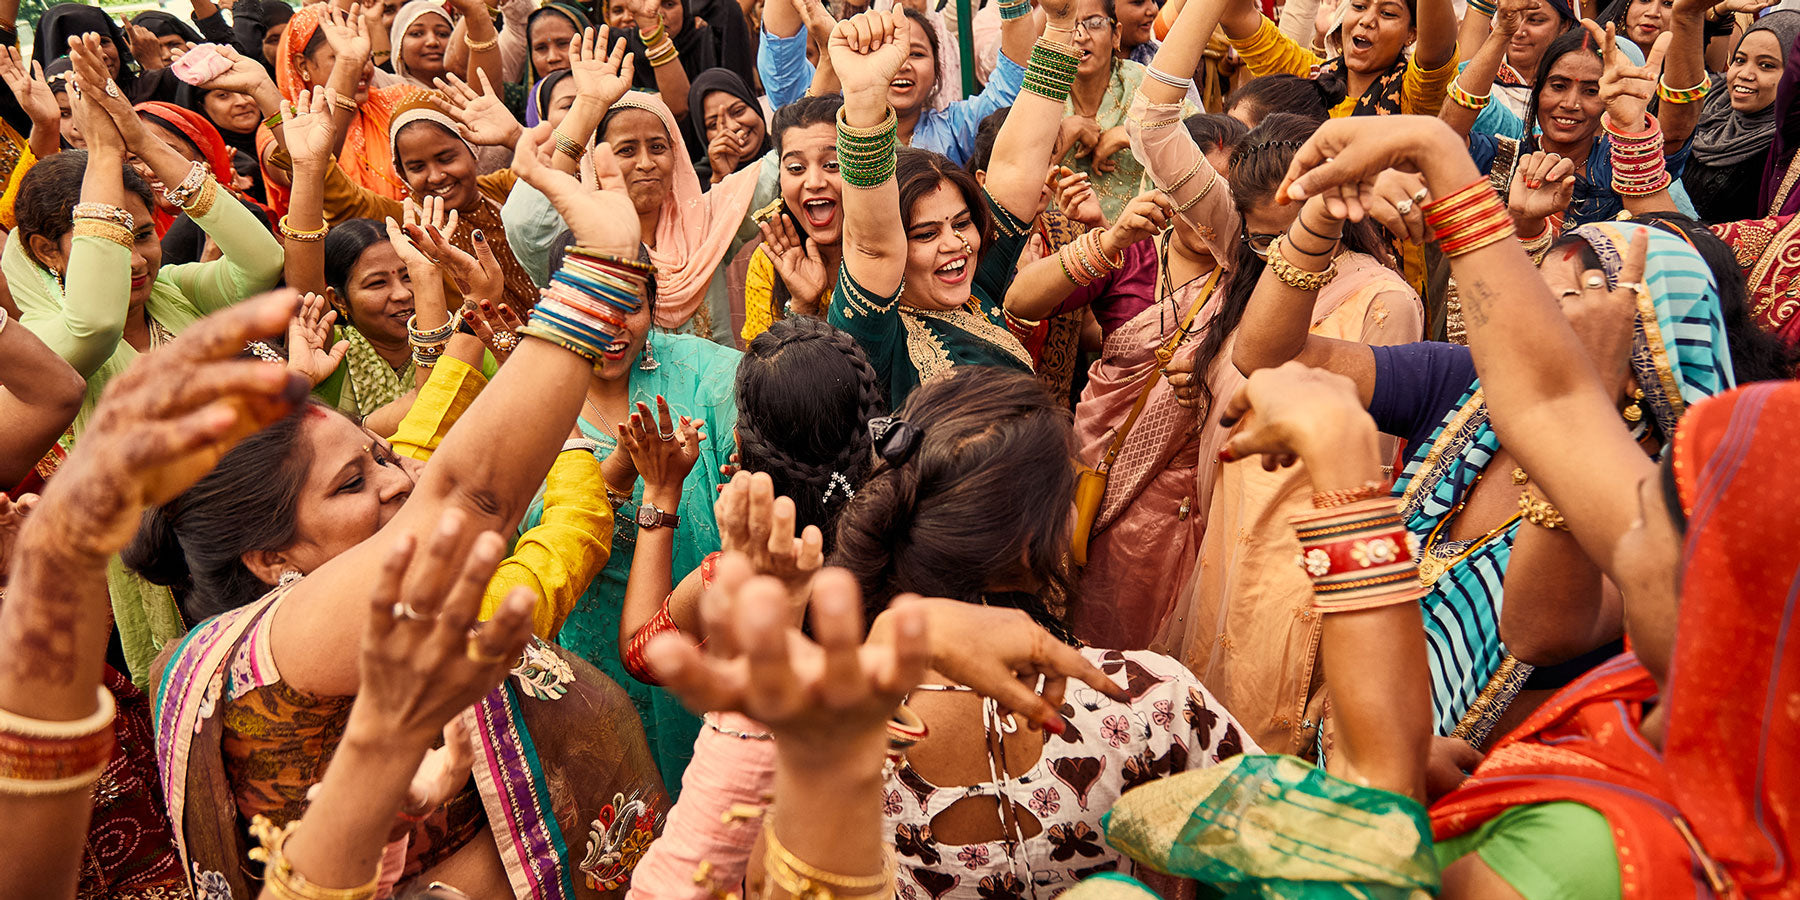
[955,233,973,255]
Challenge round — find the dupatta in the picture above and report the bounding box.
[136,101,273,235]
[390,0,455,88]
[278,4,412,201]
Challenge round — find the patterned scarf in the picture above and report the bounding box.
[343,326,412,413]
[1310,53,1408,116]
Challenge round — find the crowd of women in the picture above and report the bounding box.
[0,0,1795,896]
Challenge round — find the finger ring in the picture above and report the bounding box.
[1395,198,1413,215]
[657,425,677,442]
[104,79,121,99]
[1410,186,1429,205]
[465,637,511,665]
[392,601,431,621]
[1583,273,1607,290]
[493,331,519,352]
[1614,280,1647,296]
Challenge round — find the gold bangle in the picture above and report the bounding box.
[551,129,584,160]
[463,31,500,52]
[332,94,358,112]
[1518,487,1567,530]
[184,177,218,219]
[249,815,382,900]
[838,105,899,139]
[1266,234,1336,291]
[762,819,897,900]
[72,218,135,249]
[278,215,329,243]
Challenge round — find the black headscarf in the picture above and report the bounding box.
[625,0,757,161]
[132,11,205,47]
[31,3,178,104]
[174,80,261,162]
[687,67,770,178]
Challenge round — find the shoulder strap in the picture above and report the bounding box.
[1097,265,1223,474]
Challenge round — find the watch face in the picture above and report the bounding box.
[636,505,657,528]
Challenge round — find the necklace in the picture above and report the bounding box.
[581,397,621,440]
[1415,467,1524,586]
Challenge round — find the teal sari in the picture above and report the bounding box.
[523,332,741,795]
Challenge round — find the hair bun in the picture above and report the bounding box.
[868,416,921,467]
[121,506,194,593]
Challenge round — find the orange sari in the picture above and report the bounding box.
[276,4,411,201]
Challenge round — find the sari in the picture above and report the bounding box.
[277,4,412,201]
[1059,61,1163,223]
[135,102,273,236]
[522,332,741,795]
[1758,20,1800,219]
[1395,223,1733,743]
[154,583,668,900]
[1711,213,1800,349]
[78,666,193,900]
[1433,378,1800,897]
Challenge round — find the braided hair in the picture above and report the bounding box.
[734,318,886,553]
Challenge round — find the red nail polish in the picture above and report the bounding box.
[1042,716,1066,736]
[1218,448,1236,462]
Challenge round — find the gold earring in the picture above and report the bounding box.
[1622,387,1645,424]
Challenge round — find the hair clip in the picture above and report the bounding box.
[822,471,857,505]
[868,416,921,467]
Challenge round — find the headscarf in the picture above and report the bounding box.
[174,79,262,162]
[522,2,591,86]
[685,68,771,173]
[389,0,455,88]
[132,11,205,47]
[1392,224,1733,739]
[626,0,756,105]
[31,3,151,102]
[593,92,759,330]
[278,4,413,200]
[387,95,478,172]
[1760,15,1800,217]
[136,101,274,234]
[1693,12,1800,168]
[526,68,575,127]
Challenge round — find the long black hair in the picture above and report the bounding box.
[1631,212,1798,383]
[322,218,395,323]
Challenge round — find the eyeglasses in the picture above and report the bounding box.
[1072,15,1114,34]
[1242,230,1279,259]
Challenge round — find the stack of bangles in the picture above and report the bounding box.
[163,160,219,219]
[1291,496,1428,614]
[1466,0,1497,15]
[1022,38,1079,104]
[1267,234,1337,291]
[1423,179,1516,257]
[1656,76,1710,106]
[837,107,898,188]
[278,215,328,243]
[250,815,381,900]
[71,201,134,250]
[640,20,678,67]
[524,246,656,366]
[0,687,116,797]
[999,0,1032,19]
[551,128,585,162]
[1447,81,1489,111]
[1058,229,1125,287]
[409,315,454,368]
[1607,114,1669,196]
[1145,65,1192,93]
[622,600,683,685]
[763,818,899,900]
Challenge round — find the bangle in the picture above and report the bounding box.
[249,815,381,900]
[763,819,898,900]
[1266,235,1336,291]
[999,0,1032,19]
[184,178,219,219]
[623,601,680,684]
[1467,0,1497,14]
[262,109,283,129]
[836,106,898,188]
[1447,81,1490,110]
[1291,498,1426,614]
[644,35,679,67]
[1423,179,1515,257]
[72,218,135,249]
[72,201,133,229]
[463,31,499,52]
[1022,39,1079,103]
[162,160,210,209]
[332,93,358,112]
[1144,65,1193,90]
[1518,486,1567,530]
[0,687,116,796]
[1313,480,1389,509]
[639,19,667,44]
[1607,114,1670,196]
[706,714,774,741]
[278,215,329,242]
[552,129,584,160]
[407,314,456,346]
[1656,75,1710,105]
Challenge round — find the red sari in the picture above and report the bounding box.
[1432,381,1800,898]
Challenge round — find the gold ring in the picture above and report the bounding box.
[465,637,510,665]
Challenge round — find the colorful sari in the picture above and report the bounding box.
[1710,213,1800,351]
[154,583,668,900]
[1433,378,1800,898]
[277,4,412,201]
[1397,223,1734,742]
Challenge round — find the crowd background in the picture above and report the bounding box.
[0,0,1795,897]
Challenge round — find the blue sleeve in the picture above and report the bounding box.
[1467,131,1499,174]
[758,27,815,111]
[1471,101,1526,141]
[1367,342,1477,453]
[931,51,1025,167]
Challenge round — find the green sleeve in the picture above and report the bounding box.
[1432,802,1622,900]
[159,188,285,314]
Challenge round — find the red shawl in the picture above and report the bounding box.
[134,100,272,234]
[1432,381,1800,899]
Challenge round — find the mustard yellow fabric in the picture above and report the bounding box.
[1227,19,1458,118]
[741,244,778,344]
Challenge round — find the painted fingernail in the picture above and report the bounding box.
[1526,180,1541,189]
[1041,716,1067,736]
[1218,447,1236,463]
[473,228,486,241]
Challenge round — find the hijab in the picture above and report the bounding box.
[1692,12,1800,168]
[686,67,771,174]
[132,11,205,48]
[526,67,575,127]
[593,92,760,330]
[174,80,261,161]
[522,2,592,86]
[389,0,455,88]
[1759,15,1800,216]
[278,4,413,200]
[31,3,160,102]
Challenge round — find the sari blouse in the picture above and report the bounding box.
[828,191,1036,407]
[1227,18,1458,117]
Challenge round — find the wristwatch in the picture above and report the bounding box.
[636,503,680,530]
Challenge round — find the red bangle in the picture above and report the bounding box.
[1291,498,1429,613]
[623,601,681,686]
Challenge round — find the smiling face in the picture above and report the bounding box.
[887,20,938,115]
[395,121,478,211]
[1072,0,1119,78]
[1534,51,1603,148]
[1340,0,1415,75]
[543,77,580,129]
[1623,0,1672,49]
[1727,30,1785,113]
[1507,0,1563,78]
[276,413,421,573]
[604,108,678,215]
[530,14,578,75]
[203,88,263,135]
[122,193,162,309]
[1113,0,1159,51]
[400,11,453,82]
[901,181,982,311]
[778,122,842,245]
[702,91,766,156]
[334,240,416,347]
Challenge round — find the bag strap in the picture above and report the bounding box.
[1096,265,1223,475]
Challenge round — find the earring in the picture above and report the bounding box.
[638,334,659,372]
[1622,387,1645,424]
[278,569,304,589]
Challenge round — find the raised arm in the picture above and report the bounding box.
[280,87,338,297]
[1440,0,1529,139]
[1130,0,1241,254]
[1413,0,1459,71]
[448,0,506,97]
[0,46,62,160]
[1003,189,1171,321]
[1586,21,1678,154]
[1661,0,1711,147]
[985,0,1081,219]
[322,4,375,159]
[517,26,634,176]
[632,0,693,118]
[832,10,918,296]
[0,313,87,489]
[618,399,706,645]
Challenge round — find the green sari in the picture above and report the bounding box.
[521,332,741,796]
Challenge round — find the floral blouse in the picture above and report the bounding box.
[884,648,1256,900]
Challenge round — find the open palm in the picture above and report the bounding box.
[569,26,636,109]
[285,89,341,169]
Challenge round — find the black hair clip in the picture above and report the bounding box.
[868,416,921,467]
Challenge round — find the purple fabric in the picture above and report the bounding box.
[1367,341,1478,458]
[1052,238,1159,338]
[1758,23,1800,217]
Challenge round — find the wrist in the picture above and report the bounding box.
[1292,412,1382,489]
[641,486,681,510]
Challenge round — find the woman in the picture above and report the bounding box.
[688,67,770,184]
[526,67,580,128]
[629,0,756,106]
[134,101,273,263]
[310,219,421,418]
[1597,0,1673,56]
[131,10,208,58]
[1455,0,1577,125]
[133,125,667,900]
[825,8,1071,404]
[1055,0,1186,221]
[388,0,503,90]
[1219,0,1459,117]
[274,3,415,201]
[733,95,844,344]
[1684,12,1800,223]
[174,76,266,198]
[30,3,180,105]
[525,2,592,86]
[827,365,1256,898]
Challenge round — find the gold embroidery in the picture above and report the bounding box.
[900,314,954,381]
[1747,214,1800,325]
[904,303,1033,370]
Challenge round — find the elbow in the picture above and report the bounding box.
[47,357,88,418]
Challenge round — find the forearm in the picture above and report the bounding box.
[552,98,608,175]
[765,0,803,39]
[1128,93,1236,258]
[840,83,906,293]
[1659,13,1706,146]
[285,161,330,295]
[464,13,506,95]
[647,55,693,119]
[619,495,676,647]
[1003,253,1085,320]
[766,732,890,900]
[268,714,428,896]
[1441,32,1506,138]
[0,327,85,487]
[1499,525,1619,665]
[1455,7,1492,74]
[1143,0,1223,104]
[25,117,58,160]
[1412,0,1457,70]
[986,17,1077,218]
[997,4,1039,66]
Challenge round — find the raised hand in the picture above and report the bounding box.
[1490,0,1536,37]
[510,122,642,255]
[123,18,168,70]
[1364,169,1430,245]
[284,87,341,171]
[757,215,830,312]
[191,43,275,96]
[618,395,707,502]
[1313,0,1343,44]
[1092,125,1132,174]
[713,471,825,608]
[1217,360,1378,477]
[627,0,666,32]
[68,34,152,151]
[1507,150,1576,226]
[286,291,351,387]
[320,2,374,68]
[64,78,123,155]
[568,26,636,111]
[1101,189,1175,258]
[792,0,840,42]
[462,297,526,362]
[0,47,58,128]
[828,11,912,103]
[1052,166,1106,229]
[1278,115,1473,214]
[434,70,523,149]
[408,210,504,304]
[1582,19,1670,132]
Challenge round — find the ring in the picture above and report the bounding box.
[1582,273,1607,290]
[657,425,677,441]
[393,602,431,621]
[493,331,519,352]
[465,637,510,665]
[104,79,121,99]
[1410,186,1429,205]
[1395,198,1414,215]
[1614,281,1647,296]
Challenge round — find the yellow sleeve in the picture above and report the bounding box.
[1226,18,1321,80]
[387,356,487,460]
[1401,50,1460,117]
[741,246,776,344]
[481,448,614,638]
[0,141,36,230]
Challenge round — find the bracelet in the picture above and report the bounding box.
[184,177,218,218]
[72,201,133,229]
[463,31,500,52]
[332,94,358,112]
[1144,65,1193,90]
[1656,75,1710,105]
[72,218,135,249]
[1089,228,1124,269]
[262,109,283,130]
[1266,235,1336,291]
[1312,479,1388,509]
[278,215,329,243]
[552,128,584,160]
[1291,498,1426,614]
[1447,81,1490,111]
[1607,114,1670,196]
[407,314,456,346]
[705,713,774,741]
[622,601,679,684]
[162,160,210,209]
[1423,179,1515,257]
[1022,39,1079,103]
[836,106,898,189]
[644,36,679,67]
[1467,0,1497,15]
[885,704,927,774]
[999,0,1032,19]
[1517,486,1567,530]
[0,687,116,796]
[639,19,667,45]
[763,818,898,900]
[250,815,381,900]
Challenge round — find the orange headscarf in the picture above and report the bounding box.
[135,101,272,235]
[277,3,412,201]
[1432,381,1800,899]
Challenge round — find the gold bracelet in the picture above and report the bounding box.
[184,177,219,219]
[1518,486,1566,530]
[249,815,382,900]
[278,215,329,243]
[332,94,358,112]
[838,105,899,139]
[72,218,135,249]
[551,129,584,160]
[1266,234,1336,291]
[762,819,897,900]
[463,31,500,52]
